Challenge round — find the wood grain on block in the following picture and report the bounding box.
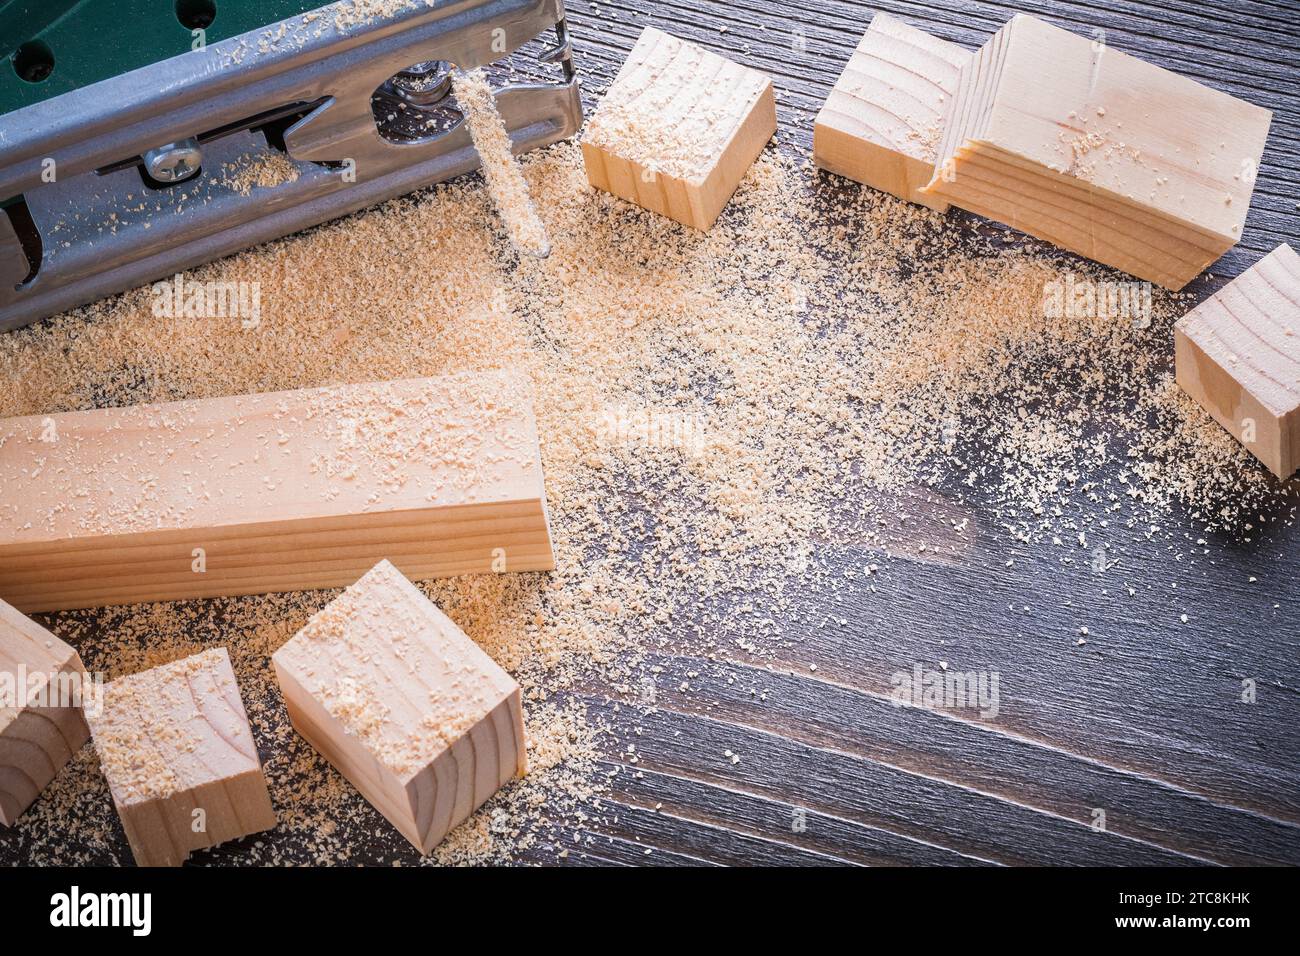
[0,597,90,825]
[813,12,970,211]
[0,371,554,612]
[85,647,275,866]
[922,14,1272,290]
[1175,244,1300,478]
[581,26,777,230]
[272,560,525,854]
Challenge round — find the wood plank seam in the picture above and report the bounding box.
[637,699,1217,864]
[605,759,1000,865]
[710,655,1300,829]
[600,790,866,865]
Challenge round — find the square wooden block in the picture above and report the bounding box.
[272,560,526,854]
[1175,243,1300,479]
[582,27,777,230]
[86,647,276,866]
[1,597,90,826]
[814,12,970,211]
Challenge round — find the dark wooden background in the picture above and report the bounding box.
[556,0,1300,867]
[4,0,1299,866]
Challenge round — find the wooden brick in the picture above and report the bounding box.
[582,26,777,230]
[85,647,276,866]
[0,597,90,825]
[0,370,554,612]
[1175,243,1300,479]
[813,12,970,212]
[922,15,1272,290]
[272,560,525,854]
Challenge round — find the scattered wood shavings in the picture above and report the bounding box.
[2,138,1295,864]
[332,0,432,31]
[223,152,302,196]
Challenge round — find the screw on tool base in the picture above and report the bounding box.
[143,139,203,183]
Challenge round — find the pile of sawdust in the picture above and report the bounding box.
[1,138,1294,865]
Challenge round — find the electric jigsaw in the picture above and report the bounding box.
[0,0,580,331]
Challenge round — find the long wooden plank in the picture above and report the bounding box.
[0,371,555,611]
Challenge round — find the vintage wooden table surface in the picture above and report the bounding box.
[534,0,1300,867]
[4,0,1299,867]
